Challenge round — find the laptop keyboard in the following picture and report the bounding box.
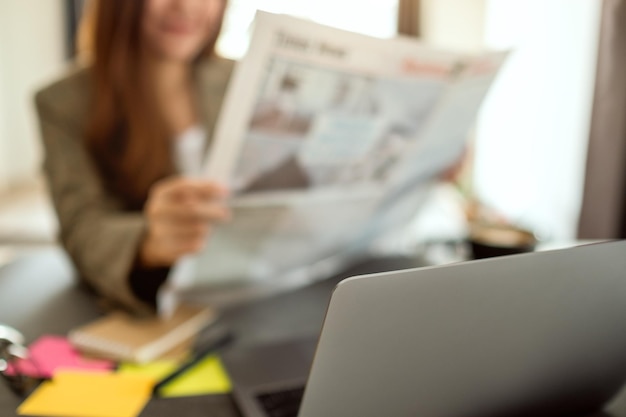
[256,386,305,417]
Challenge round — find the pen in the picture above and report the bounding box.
[152,325,234,396]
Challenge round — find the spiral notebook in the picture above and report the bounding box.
[69,304,217,364]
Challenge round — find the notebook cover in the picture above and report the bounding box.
[69,304,217,363]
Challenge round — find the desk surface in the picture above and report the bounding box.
[1,247,625,417]
[0,247,426,416]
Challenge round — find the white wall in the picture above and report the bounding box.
[420,0,487,51]
[0,27,8,191]
[217,0,399,59]
[0,0,66,192]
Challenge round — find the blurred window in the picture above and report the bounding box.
[474,0,602,241]
[216,0,399,59]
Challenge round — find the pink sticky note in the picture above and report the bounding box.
[6,335,114,378]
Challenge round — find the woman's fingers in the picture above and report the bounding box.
[141,176,232,267]
[194,181,230,200]
[153,222,207,240]
[144,226,209,263]
[151,177,229,202]
[148,201,231,223]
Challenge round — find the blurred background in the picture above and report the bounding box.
[0,0,622,264]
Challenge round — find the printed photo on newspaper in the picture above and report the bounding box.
[158,12,508,315]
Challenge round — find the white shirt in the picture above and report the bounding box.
[173,125,206,176]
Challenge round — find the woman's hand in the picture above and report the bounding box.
[139,177,231,268]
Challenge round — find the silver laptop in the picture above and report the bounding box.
[223,241,626,417]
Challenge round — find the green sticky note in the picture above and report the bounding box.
[118,355,231,397]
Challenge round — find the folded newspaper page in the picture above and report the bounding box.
[158,12,507,315]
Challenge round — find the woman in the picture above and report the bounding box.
[35,0,232,314]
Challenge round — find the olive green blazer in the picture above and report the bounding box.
[34,58,234,315]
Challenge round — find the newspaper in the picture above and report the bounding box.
[158,12,507,315]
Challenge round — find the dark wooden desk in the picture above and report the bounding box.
[0,248,424,416]
[1,248,625,417]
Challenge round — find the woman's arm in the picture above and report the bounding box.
[35,86,155,315]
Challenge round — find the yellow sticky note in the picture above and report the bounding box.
[18,371,153,417]
[119,354,231,397]
[117,361,178,381]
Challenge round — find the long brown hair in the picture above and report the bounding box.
[81,0,226,209]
